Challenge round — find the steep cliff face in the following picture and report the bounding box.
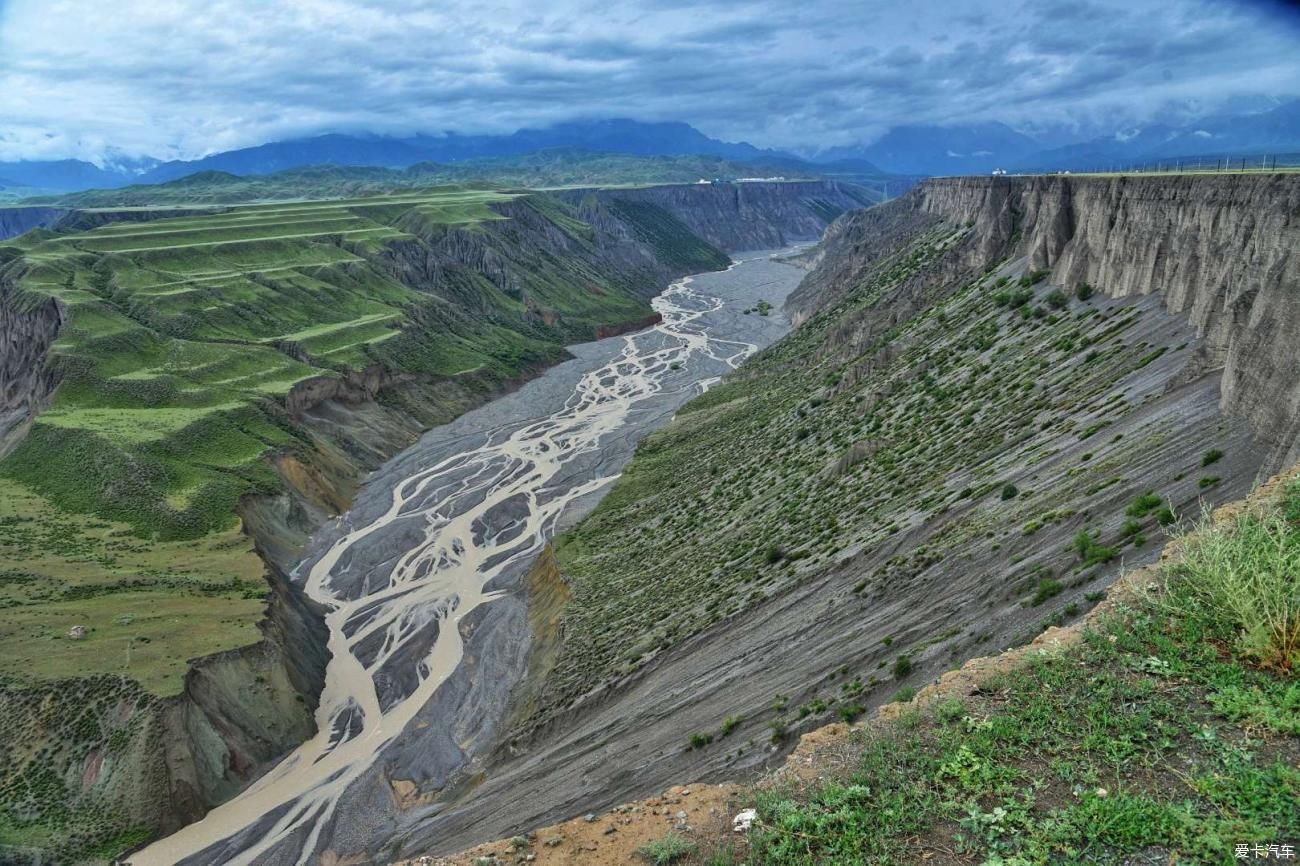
[0,207,72,242]
[0,265,64,458]
[560,181,876,252]
[798,174,1300,474]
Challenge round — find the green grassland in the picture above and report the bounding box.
[0,186,721,698]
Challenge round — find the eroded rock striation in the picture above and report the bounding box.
[797,174,1300,473]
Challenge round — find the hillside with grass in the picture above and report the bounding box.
[382,173,1300,861]
[0,188,684,689]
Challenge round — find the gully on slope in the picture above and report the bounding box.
[128,251,805,866]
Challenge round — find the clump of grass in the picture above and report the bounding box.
[1027,577,1063,606]
[1126,491,1163,518]
[1073,529,1117,566]
[1201,448,1223,467]
[638,832,696,864]
[768,719,788,743]
[1166,507,1300,674]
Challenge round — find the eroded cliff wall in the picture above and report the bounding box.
[797,174,1300,474]
[560,181,876,252]
[0,207,70,242]
[0,265,64,458]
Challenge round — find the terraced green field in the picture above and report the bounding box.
[0,186,716,697]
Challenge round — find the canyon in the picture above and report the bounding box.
[0,181,864,864]
[391,173,1299,862]
[1,172,1297,865]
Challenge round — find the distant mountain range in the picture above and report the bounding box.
[3,101,1298,197]
[0,120,788,194]
[821,99,1300,175]
[25,150,896,209]
[819,122,1041,176]
[1017,99,1300,171]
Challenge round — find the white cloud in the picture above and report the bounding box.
[0,0,1297,161]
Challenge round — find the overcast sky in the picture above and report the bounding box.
[1,0,1298,163]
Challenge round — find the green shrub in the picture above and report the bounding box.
[688,732,713,750]
[1285,480,1300,524]
[769,719,788,743]
[1045,289,1068,309]
[1199,476,1220,489]
[839,703,865,722]
[1019,269,1049,287]
[892,654,913,678]
[637,833,696,864]
[1028,578,1064,606]
[1126,491,1163,518]
[891,686,917,703]
[1201,448,1224,467]
[1000,483,1019,501]
[1075,282,1095,301]
[721,715,741,737]
[1167,509,1300,673]
[1073,530,1118,566]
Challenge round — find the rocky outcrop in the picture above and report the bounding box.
[797,173,1300,474]
[0,263,64,458]
[153,563,329,828]
[0,207,70,241]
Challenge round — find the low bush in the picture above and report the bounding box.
[637,833,696,864]
[1028,577,1064,606]
[1167,507,1300,673]
[1073,530,1118,566]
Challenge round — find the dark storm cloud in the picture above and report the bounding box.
[0,0,1297,162]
